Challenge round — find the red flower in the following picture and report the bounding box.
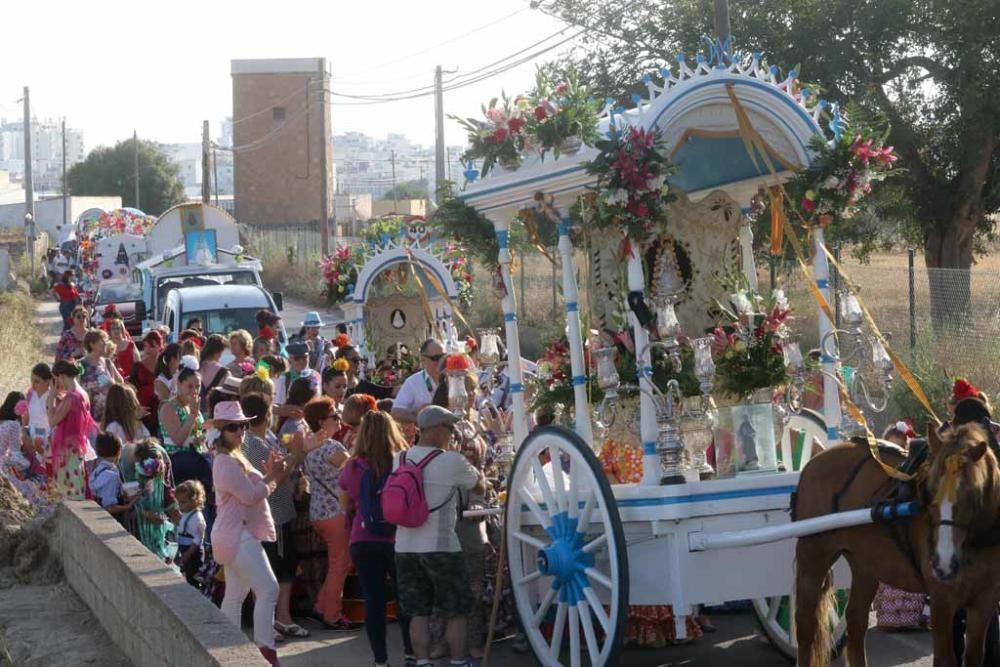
[636,203,649,217]
[555,82,568,94]
[534,106,548,121]
[801,197,817,213]
[508,117,525,134]
[492,127,509,142]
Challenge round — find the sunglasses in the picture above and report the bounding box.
[423,354,445,362]
[224,423,249,433]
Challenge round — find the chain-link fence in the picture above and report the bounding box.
[771,251,1000,428]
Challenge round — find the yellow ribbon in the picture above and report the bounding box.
[404,249,474,337]
[518,209,556,265]
[933,454,962,505]
[769,186,785,257]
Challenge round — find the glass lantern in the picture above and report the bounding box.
[447,373,469,415]
[782,338,805,373]
[656,301,681,339]
[839,290,864,328]
[679,410,715,480]
[692,336,716,380]
[594,346,620,392]
[478,330,501,367]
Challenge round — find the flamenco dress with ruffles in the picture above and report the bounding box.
[50,388,97,501]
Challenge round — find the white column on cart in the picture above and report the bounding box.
[492,215,529,447]
[739,209,759,292]
[814,227,842,443]
[557,217,595,446]
[626,241,661,486]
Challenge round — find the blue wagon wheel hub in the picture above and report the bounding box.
[536,512,596,604]
[506,427,628,667]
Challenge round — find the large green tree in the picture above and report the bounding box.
[67,138,185,215]
[382,179,429,202]
[536,0,1000,320]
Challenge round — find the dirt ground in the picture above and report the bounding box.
[0,478,131,667]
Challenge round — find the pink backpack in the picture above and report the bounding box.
[381,449,446,528]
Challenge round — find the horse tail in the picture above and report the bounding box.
[810,571,836,667]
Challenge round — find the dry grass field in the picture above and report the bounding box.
[0,291,45,400]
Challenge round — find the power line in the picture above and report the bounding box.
[333,6,530,83]
[326,29,584,107]
[330,27,574,102]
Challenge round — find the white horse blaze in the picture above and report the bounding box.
[936,500,956,573]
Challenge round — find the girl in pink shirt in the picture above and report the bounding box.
[210,401,290,667]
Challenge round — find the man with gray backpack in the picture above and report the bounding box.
[384,405,486,667]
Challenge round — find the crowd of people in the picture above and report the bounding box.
[0,303,520,667]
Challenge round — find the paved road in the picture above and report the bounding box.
[274,607,933,666]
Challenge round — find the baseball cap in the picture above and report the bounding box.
[417,405,459,430]
[287,342,309,357]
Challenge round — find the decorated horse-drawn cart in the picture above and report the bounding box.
[456,37,910,666]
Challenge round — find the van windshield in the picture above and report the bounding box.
[155,271,259,311]
[181,308,261,336]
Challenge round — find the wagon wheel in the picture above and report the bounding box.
[505,426,629,667]
[753,409,848,661]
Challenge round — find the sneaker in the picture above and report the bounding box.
[402,655,417,667]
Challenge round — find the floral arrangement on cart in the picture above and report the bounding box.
[320,232,474,310]
[452,68,601,177]
[785,111,899,226]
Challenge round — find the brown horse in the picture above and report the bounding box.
[793,424,1000,667]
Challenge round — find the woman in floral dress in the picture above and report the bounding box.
[79,329,124,423]
[598,397,703,647]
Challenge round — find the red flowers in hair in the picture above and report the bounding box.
[952,378,981,403]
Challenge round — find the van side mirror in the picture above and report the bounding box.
[273,292,284,312]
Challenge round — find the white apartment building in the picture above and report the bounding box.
[0,119,85,191]
[332,131,464,200]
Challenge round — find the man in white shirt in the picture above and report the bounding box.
[391,338,445,426]
[394,406,485,667]
[273,341,319,407]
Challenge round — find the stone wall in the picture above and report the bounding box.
[48,501,266,667]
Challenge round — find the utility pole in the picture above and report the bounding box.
[318,58,332,255]
[390,149,398,213]
[713,0,731,47]
[212,147,219,206]
[62,117,68,237]
[201,120,210,203]
[132,130,140,210]
[434,65,446,202]
[23,87,35,280]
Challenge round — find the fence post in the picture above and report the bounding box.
[908,249,916,350]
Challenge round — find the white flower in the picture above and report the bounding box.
[646,176,665,191]
[823,175,840,190]
[730,292,754,316]
[604,189,630,205]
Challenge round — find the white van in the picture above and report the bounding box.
[160,284,286,348]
